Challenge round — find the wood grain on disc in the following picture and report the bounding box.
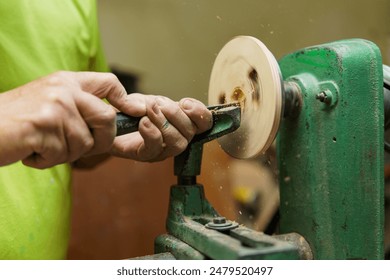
[208,36,283,159]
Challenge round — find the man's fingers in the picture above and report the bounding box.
[74,90,116,156]
[147,101,189,157]
[155,96,196,141]
[72,71,126,100]
[22,130,66,169]
[179,98,213,133]
[137,117,165,160]
[72,72,147,117]
[111,117,165,161]
[54,72,213,163]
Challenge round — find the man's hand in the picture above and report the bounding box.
[0,71,212,169]
[110,94,213,162]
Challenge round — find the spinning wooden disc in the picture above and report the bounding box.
[208,36,283,159]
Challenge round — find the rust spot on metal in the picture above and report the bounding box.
[273,233,313,260]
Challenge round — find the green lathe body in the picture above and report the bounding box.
[150,39,384,260]
[278,39,384,259]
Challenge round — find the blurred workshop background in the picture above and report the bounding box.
[68,0,390,259]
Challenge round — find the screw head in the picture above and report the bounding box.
[316,92,327,102]
[205,216,238,231]
[213,217,227,224]
[316,91,332,105]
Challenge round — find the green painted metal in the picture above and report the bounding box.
[157,184,299,259]
[154,234,206,260]
[278,39,384,259]
[155,104,300,259]
[174,104,241,180]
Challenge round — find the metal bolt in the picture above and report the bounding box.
[206,216,238,231]
[316,91,332,105]
[316,92,327,102]
[213,217,227,224]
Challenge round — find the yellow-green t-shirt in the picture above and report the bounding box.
[0,0,108,259]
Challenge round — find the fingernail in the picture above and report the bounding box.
[152,103,160,114]
[143,117,152,128]
[181,99,194,110]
